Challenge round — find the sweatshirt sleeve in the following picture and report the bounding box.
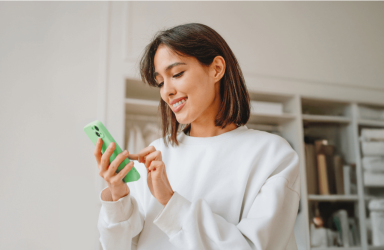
[153,138,300,250]
[97,186,145,250]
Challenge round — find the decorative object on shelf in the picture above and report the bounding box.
[360,128,384,187]
[358,106,384,121]
[361,129,384,142]
[368,199,384,246]
[361,141,384,156]
[310,208,329,247]
[362,156,384,172]
[250,100,283,115]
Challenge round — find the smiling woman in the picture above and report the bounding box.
[139,23,250,146]
[97,23,300,250]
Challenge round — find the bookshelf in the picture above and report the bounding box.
[122,78,384,250]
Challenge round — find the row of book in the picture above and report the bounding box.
[311,209,360,247]
[305,140,356,195]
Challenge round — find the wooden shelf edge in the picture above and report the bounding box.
[311,248,362,250]
[358,119,384,127]
[125,98,159,106]
[302,114,351,123]
[250,112,296,118]
[308,194,359,201]
[368,246,384,250]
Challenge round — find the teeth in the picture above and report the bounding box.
[173,98,187,108]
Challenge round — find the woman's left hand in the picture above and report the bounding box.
[128,146,174,206]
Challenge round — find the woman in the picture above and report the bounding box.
[95,23,300,250]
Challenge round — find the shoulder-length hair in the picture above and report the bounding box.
[139,23,250,147]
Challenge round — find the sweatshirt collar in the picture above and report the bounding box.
[177,125,248,145]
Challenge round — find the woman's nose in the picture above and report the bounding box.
[161,80,176,98]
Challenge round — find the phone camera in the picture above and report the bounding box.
[95,132,100,137]
[94,126,99,131]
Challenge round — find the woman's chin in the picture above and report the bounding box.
[175,114,192,125]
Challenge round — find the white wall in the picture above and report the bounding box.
[125,2,384,101]
[0,2,103,250]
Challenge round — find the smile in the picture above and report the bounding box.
[172,98,187,112]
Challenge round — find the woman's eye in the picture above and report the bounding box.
[156,72,184,88]
[173,71,184,78]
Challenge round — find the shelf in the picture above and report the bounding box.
[125,98,159,106]
[311,248,362,250]
[248,112,296,125]
[121,88,384,250]
[125,98,159,116]
[364,184,384,188]
[358,119,384,127]
[124,98,296,126]
[368,246,384,250]
[301,97,350,118]
[365,195,384,201]
[308,195,359,201]
[302,114,351,124]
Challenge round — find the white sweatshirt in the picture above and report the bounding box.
[98,125,300,250]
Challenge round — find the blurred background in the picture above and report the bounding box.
[0,2,383,250]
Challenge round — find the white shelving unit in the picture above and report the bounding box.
[122,78,384,250]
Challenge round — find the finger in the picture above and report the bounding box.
[144,150,162,170]
[94,138,103,166]
[106,150,129,178]
[148,160,162,172]
[128,145,156,163]
[100,142,116,172]
[113,161,134,182]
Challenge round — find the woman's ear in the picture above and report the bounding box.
[210,56,226,83]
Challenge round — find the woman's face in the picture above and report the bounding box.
[154,44,225,125]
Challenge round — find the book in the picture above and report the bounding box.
[333,215,342,246]
[349,217,360,246]
[343,165,351,195]
[334,155,345,194]
[315,140,336,194]
[305,144,318,194]
[317,154,330,195]
[333,210,350,247]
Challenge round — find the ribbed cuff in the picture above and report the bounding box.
[99,186,133,224]
[153,191,191,238]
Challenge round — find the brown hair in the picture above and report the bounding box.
[139,23,250,146]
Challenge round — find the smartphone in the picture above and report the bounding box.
[84,120,140,183]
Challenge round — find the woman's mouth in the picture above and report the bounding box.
[171,98,187,113]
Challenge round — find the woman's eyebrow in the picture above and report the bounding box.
[154,62,186,78]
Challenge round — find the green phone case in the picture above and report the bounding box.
[84,120,140,183]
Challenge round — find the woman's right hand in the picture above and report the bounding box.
[94,138,135,202]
